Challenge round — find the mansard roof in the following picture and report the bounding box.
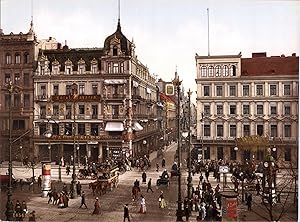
[40,48,104,71]
[104,20,132,56]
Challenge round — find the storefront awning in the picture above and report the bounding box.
[132,122,143,131]
[104,79,126,84]
[105,122,124,131]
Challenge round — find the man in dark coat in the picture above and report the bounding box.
[246,193,252,211]
[142,171,147,184]
[79,191,88,208]
[123,204,130,222]
[76,181,82,196]
[92,197,100,215]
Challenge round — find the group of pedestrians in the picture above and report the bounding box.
[13,200,35,221]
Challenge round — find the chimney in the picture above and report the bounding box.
[281,54,285,57]
[292,53,296,57]
[252,52,267,58]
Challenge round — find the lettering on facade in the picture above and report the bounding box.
[51,95,101,102]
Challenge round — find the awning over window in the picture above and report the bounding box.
[132,122,143,131]
[133,81,139,88]
[105,122,124,131]
[104,79,126,84]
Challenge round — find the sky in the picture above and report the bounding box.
[1,0,299,101]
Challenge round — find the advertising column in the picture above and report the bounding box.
[41,161,51,197]
[220,191,239,221]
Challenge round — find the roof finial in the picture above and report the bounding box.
[28,0,34,34]
[117,0,121,31]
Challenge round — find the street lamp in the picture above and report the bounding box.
[20,145,23,166]
[186,89,192,213]
[77,144,80,167]
[71,83,78,199]
[173,75,183,221]
[48,144,51,163]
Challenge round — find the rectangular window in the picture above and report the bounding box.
[217,125,223,137]
[284,147,291,161]
[40,85,46,97]
[230,147,237,160]
[108,62,112,73]
[230,125,236,137]
[6,54,12,64]
[66,85,72,95]
[203,86,210,96]
[23,73,30,86]
[204,105,210,115]
[244,125,250,136]
[112,85,118,95]
[217,105,223,115]
[53,85,59,95]
[243,85,250,96]
[13,94,20,108]
[112,105,119,116]
[5,73,11,83]
[92,105,98,119]
[12,120,25,130]
[270,84,277,96]
[229,85,236,96]
[79,85,85,95]
[92,66,97,74]
[243,105,250,115]
[120,62,124,73]
[40,106,46,119]
[79,67,84,74]
[79,105,85,115]
[229,105,236,115]
[52,124,59,135]
[217,146,224,160]
[53,105,59,116]
[204,147,210,159]
[39,124,46,136]
[64,123,72,135]
[92,84,98,95]
[270,106,277,115]
[270,125,277,137]
[23,94,30,108]
[216,85,223,96]
[284,125,291,137]
[204,124,210,137]
[284,106,291,115]
[284,84,291,96]
[256,85,263,96]
[66,67,71,74]
[5,95,10,109]
[257,124,263,136]
[78,123,85,135]
[15,54,21,64]
[66,105,72,119]
[91,123,99,136]
[24,53,30,64]
[14,73,20,84]
[113,63,119,73]
[257,105,263,115]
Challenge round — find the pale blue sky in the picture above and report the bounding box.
[1,0,299,97]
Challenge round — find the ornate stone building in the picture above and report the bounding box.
[194,52,298,164]
[33,21,160,162]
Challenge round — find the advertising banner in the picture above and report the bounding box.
[41,162,51,198]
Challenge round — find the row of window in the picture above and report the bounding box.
[203,83,292,97]
[200,64,237,77]
[4,94,31,109]
[200,146,292,161]
[4,73,31,86]
[203,104,293,116]
[5,52,30,64]
[203,124,292,137]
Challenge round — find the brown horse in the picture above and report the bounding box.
[89,181,99,196]
[132,186,140,201]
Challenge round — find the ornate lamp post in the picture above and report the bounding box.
[173,75,183,221]
[77,144,80,167]
[186,89,192,212]
[48,144,51,162]
[20,145,23,166]
[71,83,78,199]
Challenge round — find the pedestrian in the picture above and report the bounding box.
[256,182,261,195]
[246,193,252,211]
[76,181,82,196]
[79,191,88,209]
[123,204,130,222]
[205,170,209,182]
[92,197,100,215]
[28,211,36,221]
[200,203,206,221]
[21,200,28,217]
[142,171,147,184]
[62,183,68,195]
[162,158,166,168]
[66,165,70,175]
[199,173,204,184]
[147,178,153,193]
[63,192,69,208]
[14,200,22,221]
[139,195,146,214]
[156,163,159,172]
[47,190,53,204]
[184,198,190,221]
[37,175,42,188]
[159,191,167,208]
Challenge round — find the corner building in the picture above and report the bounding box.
[33,21,159,162]
[195,52,298,164]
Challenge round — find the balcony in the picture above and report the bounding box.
[105,94,126,100]
[35,95,48,101]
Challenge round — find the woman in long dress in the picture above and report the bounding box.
[93,197,100,215]
[159,191,167,208]
[139,195,146,213]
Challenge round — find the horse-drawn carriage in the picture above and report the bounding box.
[77,168,97,180]
[171,162,179,178]
[157,170,170,187]
[88,166,120,195]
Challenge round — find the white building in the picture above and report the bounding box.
[194,52,298,164]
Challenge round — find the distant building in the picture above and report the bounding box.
[194,52,298,164]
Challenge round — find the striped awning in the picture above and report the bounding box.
[105,122,124,131]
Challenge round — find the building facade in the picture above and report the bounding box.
[32,21,160,163]
[0,23,37,161]
[194,52,298,164]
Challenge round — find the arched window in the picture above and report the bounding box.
[208,66,214,76]
[15,53,21,64]
[24,52,29,64]
[5,53,12,64]
[113,46,118,56]
[201,66,207,77]
[215,65,221,77]
[231,65,236,76]
[223,65,229,76]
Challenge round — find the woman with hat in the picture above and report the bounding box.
[93,197,100,215]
